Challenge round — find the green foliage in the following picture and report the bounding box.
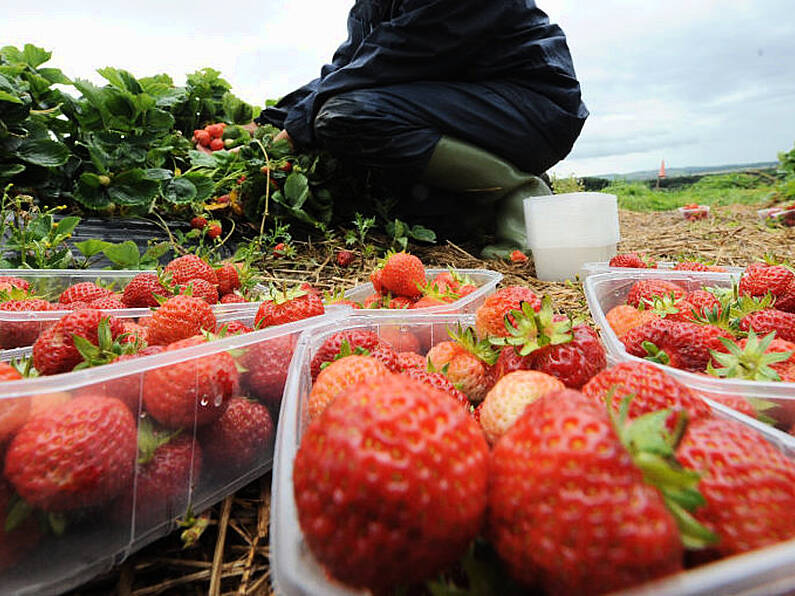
[551,173,584,194]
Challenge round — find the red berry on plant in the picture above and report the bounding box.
[509,249,528,263]
[207,222,222,239]
[190,216,207,230]
[209,138,224,151]
[336,249,354,267]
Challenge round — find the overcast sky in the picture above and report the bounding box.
[4,0,794,176]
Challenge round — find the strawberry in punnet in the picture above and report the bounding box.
[673,261,726,272]
[402,367,470,411]
[474,285,542,338]
[583,361,712,421]
[379,251,426,298]
[58,281,113,305]
[33,309,126,375]
[146,295,216,346]
[694,390,758,419]
[0,363,29,444]
[488,389,693,594]
[626,278,686,308]
[676,417,795,556]
[532,322,607,388]
[606,303,660,338]
[308,355,390,419]
[0,276,30,292]
[215,320,252,336]
[385,294,414,309]
[255,286,324,329]
[164,254,218,287]
[397,350,426,371]
[740,308,795,342]
[142,335,238,429]
[410,295,447,309]
[646,293,700,323]
[0,298,53,348]
[82,345,165,413]
[362,292,384,308]
[739,262,795,313]
[0,478,41,573]
[240,334,296,410]
[608,252,656,268]
[87,295,126,310]
[490,344,534,381]
[122,273,167,308]
[199,397,275,476]
[685,288,722,317]
[707,330,795,382]
[369,267,384,293]
[215,263,241,296]
[177,277,219,304]
[426,325,497,403]
[335,249,354,267]
[478,370,564,444]
[323,288,361,309]
[4,394,136,511]
[369,342,401,372]
[209,138,224,151]
[294,374,489,591]
[220,292,248,304]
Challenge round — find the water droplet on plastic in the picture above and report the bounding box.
[200,398,209,407]
[214,396,223,407]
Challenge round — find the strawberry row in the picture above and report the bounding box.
[274,309,795,595]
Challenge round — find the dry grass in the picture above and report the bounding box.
[68,203,793,595]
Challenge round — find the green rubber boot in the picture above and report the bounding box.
[420,136,552,258]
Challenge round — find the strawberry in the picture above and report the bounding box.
[308,355,390,419]
[620,318,733,372]
[205,123,224,138]
[164,254,218,287]
[0,299,53,348]
[740,308,795,342]
[199,397,275,477]
[474,285,542,338]
[240,334,296,410]
[122,273,167,308]
[0,276,30,292]
[383,295,412,309]
[509,249,528,263]
[379,325,424,353]
[676,417,795,556]
[215,320,251,336]
[582,361,711,421]
[195,130,211,147]
[0,362,21,382]
[685,288,722,317]
[62,301,90,310]
[0,364,29,444]
[323,288,361,309]
[4,395,136,511]
[142,336,238,429]
[59,282,113,305]
[311,331,382,380]
[396,351,426,371]
[0,479,41,573]
[401,367,470,411]
[478,370,565,444]
[83,345,165,413]
[294,374,489,591]
[708,330,795,382]
[207,222,222,238]
[410,296,447,309]
[626,279,686,308]
[88,296,127,310]
[272,242,287,256]
[606,304,660,338]
[190,215,207,230]
[531,323,606,388]
[694,390,757,419]
[369,343,401,372]
[362,292,384,308]
[739,263,795,313]
[219,292,247,304]
[608,252,656,268]
[280,161,293,172]
[488,389,685,594]
[430,271,460,293]
[491,345,534,381]
[209,138,224,151]
[215,264,240,296]
[426,326,497,403]
[146,295,216,346]
[255,288,324,329]
[379,252,425,298]
[178,277,219,304]
[369,268,384,293]
[32,309,126,375]
[335,249,354,267]
[673,261,726,272]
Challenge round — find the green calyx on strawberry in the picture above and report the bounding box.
[72,318,142,370]
[641,341,672,366]
[607,392,717,549]
[490,296,573,357]
[649,293,691,318]
[707,329,792,382]
[265,284,308,306]
[728,292,774,320]
[418,279,459,302]
[691,301,737,333]
[448,324,499,366]
[0,287,39,303]
[318,339,372,371]
[136,417,180,465]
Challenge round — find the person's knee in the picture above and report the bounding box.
[314,91,376,147]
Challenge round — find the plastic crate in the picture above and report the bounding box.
[677,205,710,221]
[584,270,795,443]
[0,269,266,349]
[581,261,745,278]
[271,312,795,596]
[758,206,795,227]
[341,268,502,315]
[0,306,348,595]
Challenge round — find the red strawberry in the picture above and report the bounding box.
[146,295,216,346]
[509,249,528,263]
[401,367,470,411]
[190,216,207,229]
[740,308,795,342]
[294,374,489,591]
[164,254,218,287]
[215,264,240,296]
[142,336,238,429]
[605,304,660,338]
[195,130,211,147]
[311,329,382,379]
[369,343,401,372]
[379,252,425,298]
[362,292,384,308]
[685,289,722,317]
[396,351,426,371]
[385,295,413,309]
[209,138,224,151]
[177,277,219,304]
[739,263,795,313]
[4,395,136,511]
[272,242,287,256]
[240,334,296,410]
[582,361,712,421]
[0,479,41,573]
[410,296,447,309]
[62,301,90,310]
[199,397,275,476]
[122,273,167,308]
[308,355,390,419]
[474,285,542,338]
[0,364,29,445]
[370,268,384,293]
[491,345,534,381]
[335,249,354,267]
[694,390,757,419]
[609,252,656,268]
[220,292,248,304]
[531,323,606,388]
[215,320,252,335]
[0,276,30,292]
[673,261,726,272]
[205,123,223,138]
[0,299,53,348]
[426,327,496,403]
[207,222,222,238]
[255,288,324,329]
[89,296,127,310]
[488,390,683,594]
[82,345,166,413]
[626,279,685,308]
[59,282,113,305]
[676,417,795,556]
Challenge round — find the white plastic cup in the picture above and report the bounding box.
[523,192,620,282]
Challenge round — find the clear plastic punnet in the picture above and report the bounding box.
[585,270,795,445]
[271,312,795,596]
[0,305,347,595]
[340,268,502,315]
[0,268,266,349]
[580,261,745,278]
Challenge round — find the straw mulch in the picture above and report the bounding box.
[69,204,792,596]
